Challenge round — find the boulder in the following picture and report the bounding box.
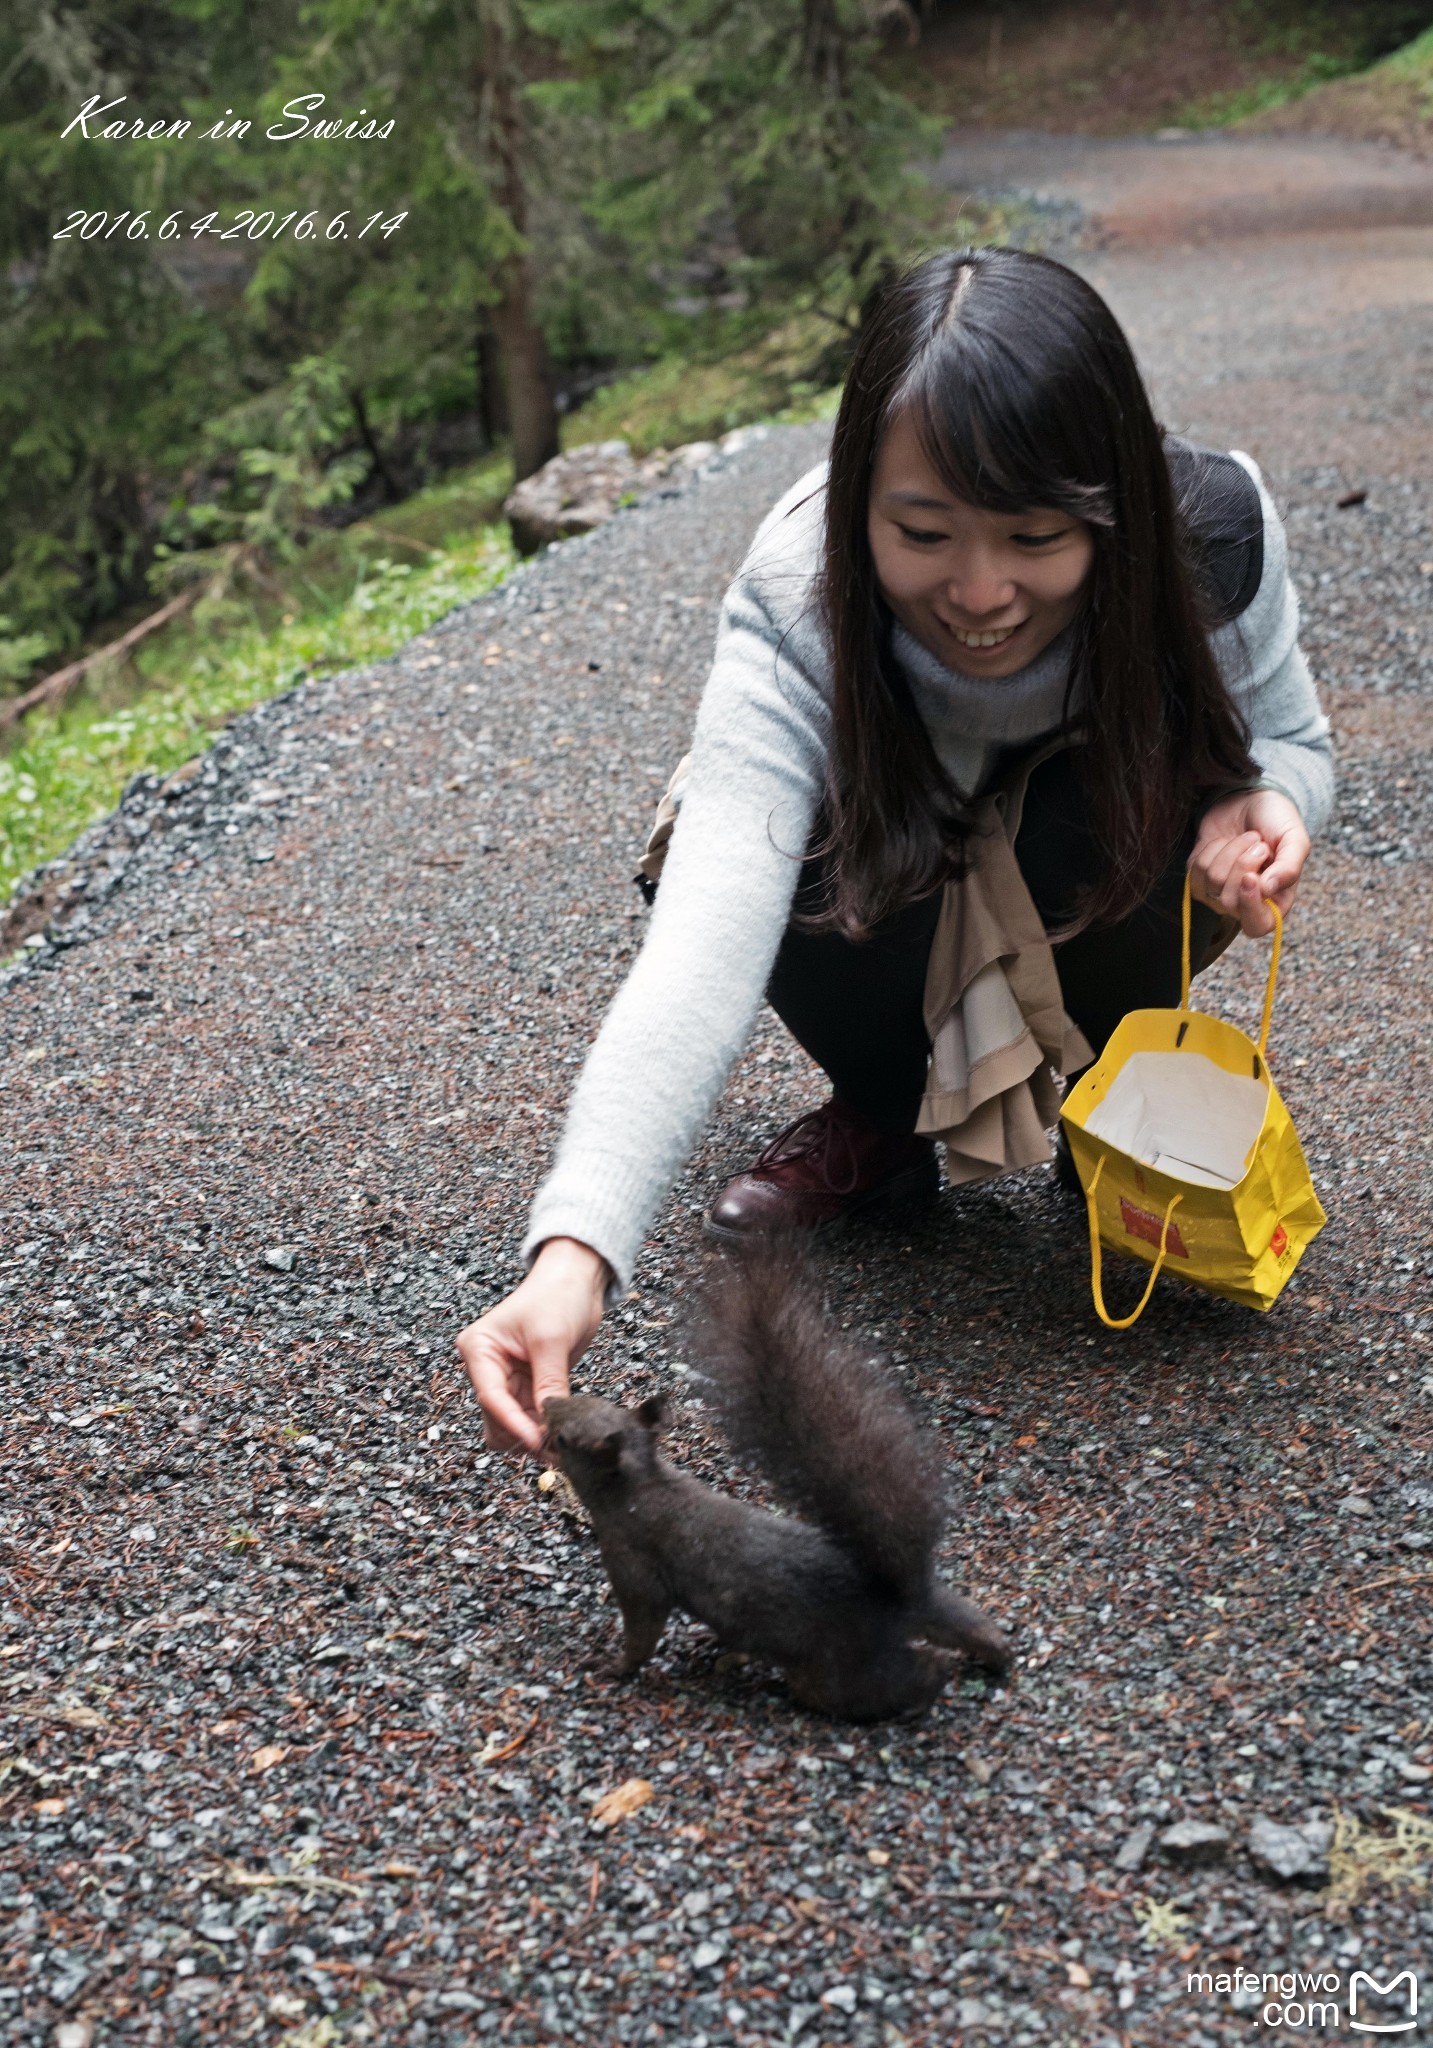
[502,430,761,554]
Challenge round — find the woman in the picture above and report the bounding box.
[458,247,1331,1454]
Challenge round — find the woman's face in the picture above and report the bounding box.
[867,408,1096,679]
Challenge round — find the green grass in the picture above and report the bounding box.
[1,365,851,907]
[562,316,845,457]
[1381,23,1433,77]
[0,518,516,897]
[1179,49,1358,127]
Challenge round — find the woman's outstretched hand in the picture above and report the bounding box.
[1188,788,1310,938]
[455,1237,610,1456]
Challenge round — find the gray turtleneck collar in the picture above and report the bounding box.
[890,617,1084,797]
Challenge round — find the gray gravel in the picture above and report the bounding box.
[2,147,1432,2048]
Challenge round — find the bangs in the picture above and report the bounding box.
[890,317,1116,531]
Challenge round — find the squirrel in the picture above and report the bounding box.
[542,1244,1011,1721]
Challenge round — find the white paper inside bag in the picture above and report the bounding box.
[1083,1050,1268,1190]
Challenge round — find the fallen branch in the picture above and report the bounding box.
[476,1709,539,1767]
[312,1957,440,1992]
[0,585,202,735]
[1355,1569,1433,1595]
[209,1857,366,1901]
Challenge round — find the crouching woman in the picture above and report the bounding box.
[457,246,1332,1451]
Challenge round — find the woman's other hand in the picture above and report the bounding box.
[455,1237,610,1456]
[1189,789,1310,938]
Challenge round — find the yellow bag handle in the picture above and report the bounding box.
[1084,1157,1185,1330]
[1180,873,1283,1056]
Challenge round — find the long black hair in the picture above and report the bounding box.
[814,245,1258,936]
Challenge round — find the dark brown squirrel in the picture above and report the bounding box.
[542,1245,1011,1721]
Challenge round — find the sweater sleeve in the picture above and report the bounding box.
[521,485,832,1294]
[1214,454,1334,834]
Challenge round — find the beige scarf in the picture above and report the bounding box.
[638,742,1093,1184]
[918,744,1092,1184]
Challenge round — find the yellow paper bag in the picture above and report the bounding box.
[1060,878,1326,1327]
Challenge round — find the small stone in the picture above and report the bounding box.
[262,1246,296,1273]
[961,1751,999,1786]
[1113,1822,1156,1872]
[690,1940,725,1970]
[1339,1494,1375,1517]
[1159,1820,1229,1867]
[820,1984,858,2013]
[1394,1759,1432,1783]
[55,2024,93,2048]
[1247,1814,1320,1882]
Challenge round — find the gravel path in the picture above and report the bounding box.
[933,130,1433,246]
[3,140,1431,2048]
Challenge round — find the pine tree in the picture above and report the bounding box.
[524,0,941,342]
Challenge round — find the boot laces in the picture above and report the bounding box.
[751,1104,863,1196]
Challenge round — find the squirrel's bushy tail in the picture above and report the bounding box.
[695,1242,945,1600]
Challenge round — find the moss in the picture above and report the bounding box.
[1239,22,1433,143]
[0,520,515,896]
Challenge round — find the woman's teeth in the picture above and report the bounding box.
[951,623,1019,649]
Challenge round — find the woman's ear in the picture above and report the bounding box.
[635,1394,668,1434]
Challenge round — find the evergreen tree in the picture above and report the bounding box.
[525,0,941,345]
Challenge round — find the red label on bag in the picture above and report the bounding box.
[1270,1223,1289,1259]
[1120,1197,1189,1259]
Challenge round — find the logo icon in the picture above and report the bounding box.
[1119,1196,1189,1259]
[1349,1969,1419,2035]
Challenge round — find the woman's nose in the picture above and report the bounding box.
[945,557,1014,617]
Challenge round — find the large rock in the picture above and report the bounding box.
[1247,1814,1333,1885]
[1159,1820,1230,1867]
[502,429,762,554]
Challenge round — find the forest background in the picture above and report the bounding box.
[2,0,1431,906]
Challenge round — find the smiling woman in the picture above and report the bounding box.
[868,418,1095,663]
[455,246,1334,1457]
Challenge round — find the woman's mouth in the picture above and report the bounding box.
[947,620,1023,650]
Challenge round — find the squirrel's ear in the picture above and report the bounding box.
[635,1394,668,1434]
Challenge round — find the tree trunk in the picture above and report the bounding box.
[350,387,403,501]
[476,320,508,448]
[477,0,559,483]
[802,0,846,94]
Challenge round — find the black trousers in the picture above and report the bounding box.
[766,749,1220,1135]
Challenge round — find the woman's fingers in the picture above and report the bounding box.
[453,1241,607,1459]
[456,1320,545,1455]
[1256,817,1311,904]
[1233,870,1279,937]
[1190,829,1267,915]
[1190,791,1311,938]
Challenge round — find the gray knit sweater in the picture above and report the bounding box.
[523,454,1333,1291]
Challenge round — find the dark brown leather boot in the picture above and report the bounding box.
[704,1098,939,1244]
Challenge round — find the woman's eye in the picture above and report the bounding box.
[897,524,946,544]
[1012,530,1067,548]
